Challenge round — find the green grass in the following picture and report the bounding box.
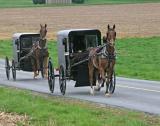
[0,0,33,8]
[116,37,160,81]
[0,40,12,59]
[85,0,160,4]
[1,36,160,81]
[47,40,58,67]
[0,86,160,126]
[0,0,160,8]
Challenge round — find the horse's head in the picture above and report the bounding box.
[40,24,47,40]
[106,24,116,47]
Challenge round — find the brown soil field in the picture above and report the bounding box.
[0,3,160,40]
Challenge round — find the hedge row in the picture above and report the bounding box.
[32,0,84,4]
[72,0,84,4]
[33,0,45,4]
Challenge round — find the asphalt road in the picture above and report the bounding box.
[0,59,160,115]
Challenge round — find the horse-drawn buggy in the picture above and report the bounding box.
[5,32,46,80]
[5,24,48,80]
[48,26,116,95]
[5,33,40,80]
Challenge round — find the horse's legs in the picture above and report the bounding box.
[99,67,106,86]
[105,70,109,94]
[94,70,102,91]
[31,58,37,79]
[88,62,94,95]
[99,67,111,95]
[43,56,48,78]
[105,68,114,96]
[35,57,40,76]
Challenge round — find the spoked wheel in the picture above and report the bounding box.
[5,56,10,80]
[48,58,55,93]
[59,65,66,95]
[12,59,16,81]
[108,70,116,94]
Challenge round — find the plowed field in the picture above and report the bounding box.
[0,3,160,40]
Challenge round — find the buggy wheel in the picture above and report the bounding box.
[5,56,10,80]
[59,65,66,95]
[12,60,16,81]
[48,58,55,93]
[108,71,116,94]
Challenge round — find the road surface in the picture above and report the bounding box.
[0,59,160,115]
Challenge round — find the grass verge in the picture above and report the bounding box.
[0,86,160,126]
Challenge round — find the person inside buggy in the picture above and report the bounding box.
[20,37,40,62]
[68,35,88,66]
[67,34,99,67]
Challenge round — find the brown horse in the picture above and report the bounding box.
[88,24,116,95]
[32,42,41,78]
[20,41,41,78]
[39,24,49,78]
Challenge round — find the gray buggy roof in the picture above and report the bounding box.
[57,29,100,38]
[12,33,40,39]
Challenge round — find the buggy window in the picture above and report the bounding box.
[69,35,99,53]
[21,36,39,49]
[85,35,98,48]
[32,37,40,44]
[21,37,32,48]
[70,35,85,53]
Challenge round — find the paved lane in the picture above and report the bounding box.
[0,59,160,115]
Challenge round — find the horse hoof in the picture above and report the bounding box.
[90,89,94,95]
[34,74,39,78]
[94,86,101,91]
[105,93,111,97]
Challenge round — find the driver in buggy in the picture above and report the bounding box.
[69,37,89,66]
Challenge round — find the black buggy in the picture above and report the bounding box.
[48,29,116,95]
[5,33,45,80]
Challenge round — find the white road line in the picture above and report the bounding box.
[117,84,160,93]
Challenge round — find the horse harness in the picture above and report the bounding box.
[89,43,116,69]
[99,44,116,60]
[39,38,49,57]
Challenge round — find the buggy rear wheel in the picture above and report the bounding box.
[59,65,66,95]
[108,70,116,94]
[48,58,55,93]
[5,56,10,80]
[12,59,16,81]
